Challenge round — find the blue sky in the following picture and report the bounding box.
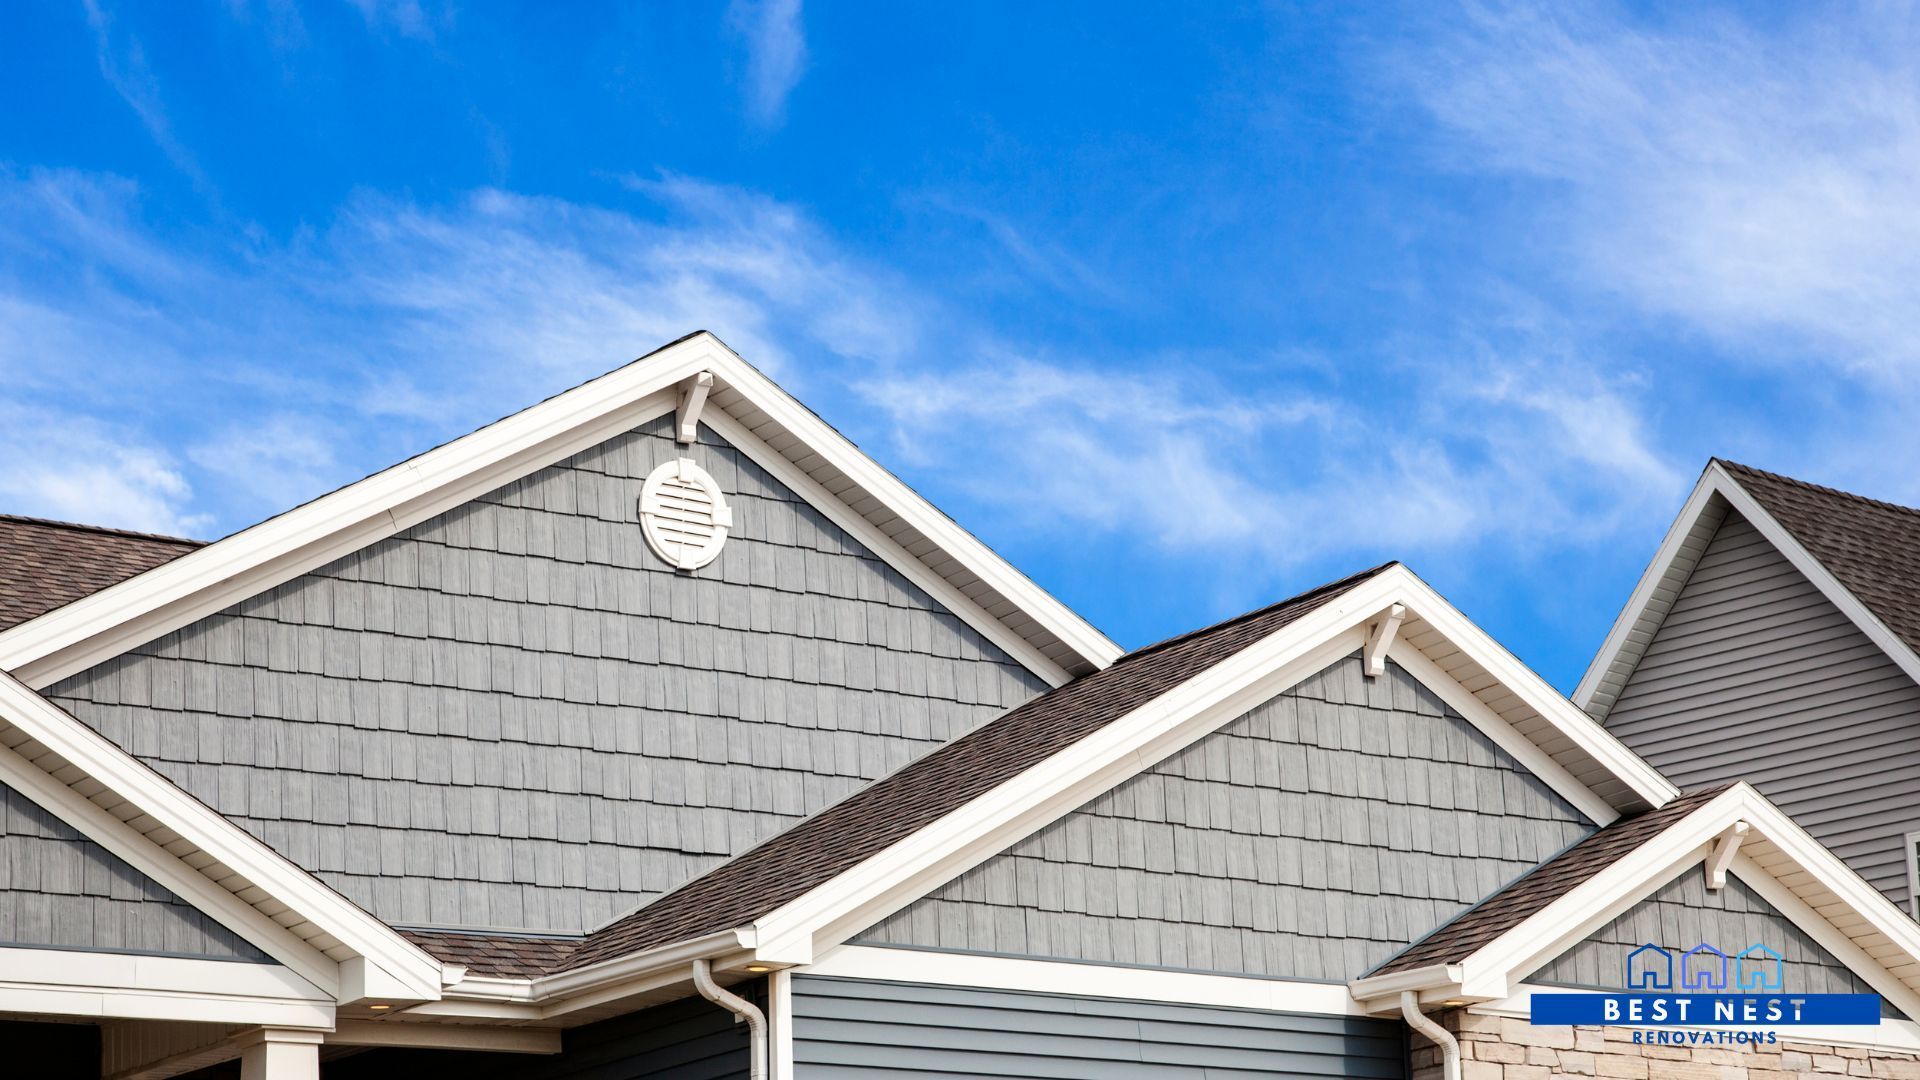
[3,1,1916,690]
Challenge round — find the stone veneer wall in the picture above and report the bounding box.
[1411,1009,1920,1080]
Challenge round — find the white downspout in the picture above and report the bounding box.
[694,958,768,1080]
[1400,990,1461,1080]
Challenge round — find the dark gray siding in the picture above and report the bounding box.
[316,992,749,1080]
[855,655,1595,980]
[792,976,1405,1079]
[1604,510,1920,913]
[1531,870,1897,1016]
[0,780,267,960]
[48,415,1049,933]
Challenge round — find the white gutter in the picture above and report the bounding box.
[1401,991,1461,1080]
[694,958,767,1080]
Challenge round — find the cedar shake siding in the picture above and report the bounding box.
[1604,509,1920,913]
[0,780,267,961]
[45,414,1049,933]
[854,655,1594,981]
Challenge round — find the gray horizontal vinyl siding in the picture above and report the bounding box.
[792,976,1406,1079]
[47,415,1048,933]
[0,780,267,961]
[1531,870,1900,1018]
[1605,510,1920,913]
[855,655,1594,981]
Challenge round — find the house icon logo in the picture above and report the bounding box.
[1625,941,1781,994]
[1737,943,1785,991]
[1626,944,1672,989]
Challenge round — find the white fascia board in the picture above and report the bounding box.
[769,968,796,1080]
[1346,963,1469,1012]
[420,928,754,1022]
[1456,788,1743,998]
[328,1020,561,1054]
[0,332,1116,693]
[0,947,334,1028]
[1573,468,1723,713]
[1385,639,1619,826]
[704,346,1121,675]
[1732,851,1920,1024]
[809,945,1369,1016]
[0,672,443,999]
[1391,571,1678,811]
[1576,463,1920,717]
[702,407,1071,687]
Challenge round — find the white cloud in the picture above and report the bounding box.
[0,403,209,537]
[1388,1,1920,379]
[80,1,211,192]
[726,0,809,128]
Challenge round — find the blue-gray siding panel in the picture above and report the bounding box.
[48,415,1050,933]
[855,655,1595,980]
[791,976,1406,1079]
[0,780,267,961]
[1531,870,1900,1017]
[1604,510,1920,913]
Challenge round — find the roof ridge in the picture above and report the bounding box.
[0,513,204,546]
[1716,459,1920,523]
[1119,561,1400,662]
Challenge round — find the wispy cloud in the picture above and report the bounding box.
[79,0,212,192]
[345,0,441,42]
[1387,1,1920,381]
[726,0,809,128]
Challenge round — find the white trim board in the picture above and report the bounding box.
[0,332,1116,691]
[745,565,1675,967]
[0,946,332,1028]
[1576,461,1920,720]
[807,945,1367,1016]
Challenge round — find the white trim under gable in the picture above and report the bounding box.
[1577,461,1920,721]
[806,944,1368,1016]
[0,332,1116,691]
[0,946,332,1029]
[744,564,1675,968]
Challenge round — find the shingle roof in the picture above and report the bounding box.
[399,928,582,979]
[400,563,1395,977]
[0,515,202,632]
[1719,461,1920,660]
[1370,786,1730,976]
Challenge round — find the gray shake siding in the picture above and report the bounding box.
[791,976,1407,1079]
[0,780,267,961]
[855,655,1594,980]
[1531,870,1897,1015]
[47,415,1049,933]
[1604,509,1920,913]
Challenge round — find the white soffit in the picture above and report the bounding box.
[0,331,1119,690]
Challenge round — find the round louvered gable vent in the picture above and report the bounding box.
[639,458,734,570]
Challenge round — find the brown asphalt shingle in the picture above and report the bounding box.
[1720,461,1920,659]
[531,562,1396,973]
[1370,786,1732,976]
[0,515,202,632]
[399,928,583,979]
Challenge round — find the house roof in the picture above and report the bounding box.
[1577,459,1920,720]
[0,515,201,631]
[0,331,1120,690]
[1370,785,1732,976]
[399,563,1396,977]
[1715,460,1920,657]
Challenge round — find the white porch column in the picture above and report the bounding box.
[236,1028,323,1080]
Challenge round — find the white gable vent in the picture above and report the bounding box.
[639,457,734,570]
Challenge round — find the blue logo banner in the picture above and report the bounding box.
[1532,993,1882,1027]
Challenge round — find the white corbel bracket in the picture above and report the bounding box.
[1364,603,1407,678]
[676,371,714,445]
[1706,820,1750,891]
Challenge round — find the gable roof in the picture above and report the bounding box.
[0,515,201,631]
[1578,459,1920,720]
[406,562,1675,1002]
[0,331,1119,690]
[1350,781,1920,1016]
